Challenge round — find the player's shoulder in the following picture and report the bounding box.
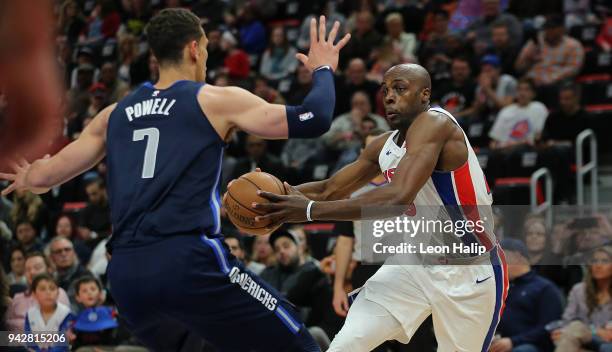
[411,110,456,135]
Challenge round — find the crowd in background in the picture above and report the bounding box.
[0,0,611,351]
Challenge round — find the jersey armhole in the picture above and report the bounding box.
[195,83,227,147]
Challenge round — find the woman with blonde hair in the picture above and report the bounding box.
[10,189,47,237]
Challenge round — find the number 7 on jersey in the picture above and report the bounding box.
[133,128,159,179]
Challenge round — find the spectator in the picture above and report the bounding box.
[253,76,286,104]
[259,26,298,82]
[489,78,548,149]
[69,62,97,116]
[340,11,383,68]
[0,267,9,332]
[79,178,112,244]
[99,62,130,103]
[285,64,312,105]
[383,12,417,63]
[229,135,288,183]
[86,83,109,118]
[55,214,91,266]
[10,190,48,236]
[419,9,452,85]
[48,237,92,297]
[15,221,44,254]
[493,239,563,352]
[0,194,13,226]
[473,54,517,121]
[515,14,584,106]
[297,5,347,52]
[204,28,227,82]
[70,276,120,350]
[523,215,582,293]
[551,246,612,352]
[236,3,266,56]
[490,21,520,76]
[260,230,342,345]
[323,91,389,152]
[252,233,275,267]
[57,0,87,45]
[336,58,381,115]
[465,0,523,55]
[6,252,70,332]
[221,31,250,81]
[8,247,27,287]
[117,34,139,83]
[432,56,477,120]
[224,233,265,275]
[540,82,589,146]
[25,273,73,352]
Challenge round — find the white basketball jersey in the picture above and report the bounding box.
[377,107,496,251]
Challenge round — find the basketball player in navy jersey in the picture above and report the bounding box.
[0,8,349,352]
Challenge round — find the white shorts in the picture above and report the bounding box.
[328,247,508,352]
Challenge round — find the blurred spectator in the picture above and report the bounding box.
[10,190,48,236]
[465,0,523,55]
[237,3,266,56]
[323,91,389,152]
[7,252,70,332]
[490,21,520,75]
[285,65,312,105]
[432,56,477,120]
[8,247,27,287]
[473,54,517,121]
[515,15,584,105]
[57,0,87,45]
[0,267,8,332]
[340,11,383,69]
[260,230,342,344]
[259,26,299,81]
[99,62,129,103]
[253,76,286,104]
[229,135,288,183]
[376,0,426,36]
[551,247,612,352]
[222,31,250,81]
[336,58,381,115]
[117,34,139,83]
[70,276,120,350]
[87,237,110,280]
[86,83,109,118]
[252,233,275,267]
[118,0,151,37]
[15,221,44,254]
[523,215,583,293]
[192,0,226,28]
[81,0,121,47]
[224,233,265,275]
[298,4,347,52]
[55,214,91,266]
[494,239,563,352]
[48,237,92,296]
[383,12,417,63]
[79,178,112,243]
[419,9,452,84]
[489,78,548,149]
[0,194,13,226]
[204,28,227,82]
[69,62,97,115]
[25,273,73,352]
[540,82,589,146]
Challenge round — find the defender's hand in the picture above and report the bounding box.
[296,16,351,72]
[253,182,311,227]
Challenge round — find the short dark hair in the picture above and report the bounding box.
[224,234,244,251]
[518,77,536,92]
[85,177,105,189]
[559,81,581,97]
[31,273,57,292]
[74,275,102,294]
[25,251,51,268]
[145,8,203,65]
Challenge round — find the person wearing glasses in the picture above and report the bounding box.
[48,237,92,300]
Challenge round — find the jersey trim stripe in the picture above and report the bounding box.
[210,150,224,235]
[481,246,508,352]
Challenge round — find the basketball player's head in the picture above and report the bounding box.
[145,8,208,82]
[381,64,431,131]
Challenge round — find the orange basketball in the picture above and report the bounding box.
[223,171,286,236]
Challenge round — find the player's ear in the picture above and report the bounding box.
[188,40,199,60]
[421,88,431,105]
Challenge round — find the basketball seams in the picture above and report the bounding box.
[225,188,265,216]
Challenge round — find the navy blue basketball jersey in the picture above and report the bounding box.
[105,80,224,249]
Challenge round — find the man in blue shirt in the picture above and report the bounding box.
[491,239,564,352]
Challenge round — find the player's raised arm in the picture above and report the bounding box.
[201,16,350,140]
[0,104,115,196]
[254,112,455,224]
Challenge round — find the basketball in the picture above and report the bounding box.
[223,171,286,236]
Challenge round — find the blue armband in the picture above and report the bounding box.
[285,66,335,138]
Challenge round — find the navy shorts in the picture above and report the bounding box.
[107,234,320,352]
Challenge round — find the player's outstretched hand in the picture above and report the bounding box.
[296,16,351,72]
[253,182,311,227]
[0,156,50,196]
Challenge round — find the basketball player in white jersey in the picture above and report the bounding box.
[254,64,509,351]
